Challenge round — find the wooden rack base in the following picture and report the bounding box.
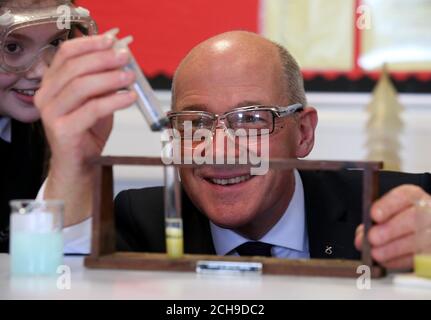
[84,156,385,278]
[85,252,385,278]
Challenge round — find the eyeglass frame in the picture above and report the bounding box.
[167,103,304,138]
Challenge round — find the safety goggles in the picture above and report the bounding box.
[0,0,97,73]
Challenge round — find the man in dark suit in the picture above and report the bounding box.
[115,171,431,262]
[35,31,431,269]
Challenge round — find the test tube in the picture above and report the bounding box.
[164,161,183,259]
[108,30,168,132]
[415,199,431,279]
[106,29,184,258]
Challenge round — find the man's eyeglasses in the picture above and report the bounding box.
[167,103,303,139]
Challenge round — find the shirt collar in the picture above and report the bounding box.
[210,170,306,255]
[0,117,11,143]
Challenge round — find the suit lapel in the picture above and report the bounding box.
[182,191,216,255]
[299,170,361,260]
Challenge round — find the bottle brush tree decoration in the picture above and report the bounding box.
[365,65,404,171]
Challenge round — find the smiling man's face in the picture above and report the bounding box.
[173,32,317,239]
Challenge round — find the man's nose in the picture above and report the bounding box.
[212,126,241,161]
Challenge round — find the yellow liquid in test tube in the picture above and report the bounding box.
[166,223,184,259]
[415,200,431,279]
[415,255,431,279]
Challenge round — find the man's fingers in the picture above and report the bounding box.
[380,254,413,271]
[43,70,136,120]
[356,224,364,236]
[368,206,416,247]
[354,229,363,252]
[371,185,428,223]
[63,91,137,135]
[354,224,364,251]
[371,233,415,264]
[356,185,428,272]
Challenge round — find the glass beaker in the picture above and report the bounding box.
[9,200,64,276]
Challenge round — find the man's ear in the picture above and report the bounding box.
[295,106,318,158]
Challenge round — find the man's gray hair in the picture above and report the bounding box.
[275,42,307,107]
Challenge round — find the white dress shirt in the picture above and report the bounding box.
[210,170,309,258]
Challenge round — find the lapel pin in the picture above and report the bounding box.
[325,245,333,256]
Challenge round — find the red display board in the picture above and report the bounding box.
[76,0,431,88]
[77,0,259,78]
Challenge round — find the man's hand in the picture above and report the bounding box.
[35,35,137,226]
[355,185,431,270]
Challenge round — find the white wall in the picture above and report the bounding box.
[103,91,431,194]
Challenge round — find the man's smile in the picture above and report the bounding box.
[209,174,253,186]
[196,168,261,191]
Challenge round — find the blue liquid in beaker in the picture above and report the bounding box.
[10,231,63,276]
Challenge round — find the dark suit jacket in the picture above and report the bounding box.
[114,170,431,260]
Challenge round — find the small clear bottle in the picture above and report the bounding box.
[163,140,184,259]
[106,29,168,131]
[164,164,183,259]
[105,29,183,258]
[414,199,431,279]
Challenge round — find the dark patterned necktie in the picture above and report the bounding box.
[236,241,273,257]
